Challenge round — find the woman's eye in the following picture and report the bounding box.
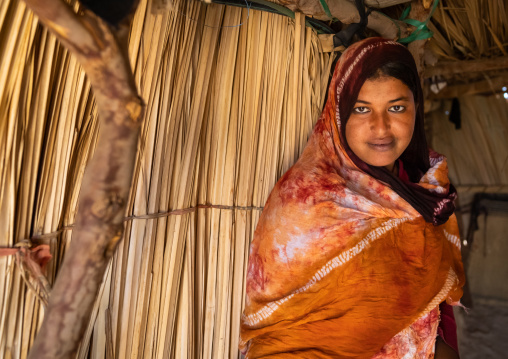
[353,106,369,114]
[389,105,405,112]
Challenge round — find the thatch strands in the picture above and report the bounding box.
[0,1,99,357]
[1,0,334,357]
[96,2,334,358]
[429,96,508,187]
[429,0,508,60]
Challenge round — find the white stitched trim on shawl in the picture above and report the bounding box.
[243,217,409,327]
[335,40,401,127]
[419,166,447,194]
[429,154,444,167]
[419,267,458,320]
[433,197,451,218]
[375,268,459,359]
[444,230,461,250]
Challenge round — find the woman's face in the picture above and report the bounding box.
[345,76,416,173]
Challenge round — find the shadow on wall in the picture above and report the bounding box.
[428,94,508,359]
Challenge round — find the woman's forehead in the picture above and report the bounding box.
[356,77,414,102]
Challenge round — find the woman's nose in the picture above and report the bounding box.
[369,112,390,134]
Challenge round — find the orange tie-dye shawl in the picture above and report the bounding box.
[240,38,464,358]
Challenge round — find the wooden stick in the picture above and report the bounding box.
[273,0,407,39]
[425,56,508,78]
[407,0,431,77]
[428,73,508,99]
[21,0,144,357]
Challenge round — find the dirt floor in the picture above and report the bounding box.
[455,211,508,358]
[456,297,508,358]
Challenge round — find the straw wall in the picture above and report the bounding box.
[429,0,508,60]
[429,95,508,191]
[0,0,335,357]
[0,0,98,356]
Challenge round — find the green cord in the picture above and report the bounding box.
[251,0,334,32]
[209,0,336,34]
[249,0,295,19]
[318,0,333,20]
[208,0,439,43]
[398,0,440,44]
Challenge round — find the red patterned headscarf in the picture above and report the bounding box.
[240,38,464,358]
[334,38,456,225]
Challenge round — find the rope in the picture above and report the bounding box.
[0,203,264,304]
[398,0,440,44]
[318,0,335,21]
[8,204,265,241]
[123,203,265,220]
[176,0,251,29]
[208,0,335,34]
[0,241,52,307]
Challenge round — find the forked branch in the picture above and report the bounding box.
[23,0,143,358]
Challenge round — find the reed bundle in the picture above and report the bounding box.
[0,0,334,357]
[429,0,508,60]
[0,0,99,357]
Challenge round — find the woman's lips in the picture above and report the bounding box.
[367,139,395,151]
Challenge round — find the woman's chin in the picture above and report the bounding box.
[364,158,397,170]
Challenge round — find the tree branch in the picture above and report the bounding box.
[364,0,410,7]
[200,0,409,39]
[272,0,410,39]
[425,56,508,78]
[407,0,430,77]
[428,73,508,99]
[23,0,143,358]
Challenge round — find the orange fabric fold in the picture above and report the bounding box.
[240,38,464,358]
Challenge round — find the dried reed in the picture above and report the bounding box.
[0,1,99,357]
[0,0,334,358]
[429,0,508,60]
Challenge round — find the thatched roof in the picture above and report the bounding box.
[426,0,508,96]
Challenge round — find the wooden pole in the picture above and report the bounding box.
[202,0,409,39]
[22,1,144,358]
[425,56,508,78]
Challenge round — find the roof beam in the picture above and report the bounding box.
[425,56,508,78]
[201,0,411,39]
[364,0,411,8]
[428,73,508,99]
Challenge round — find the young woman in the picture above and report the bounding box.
[240,37,465,358]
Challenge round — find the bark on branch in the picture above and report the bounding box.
[425,56,508,78]
[23,0,143,358]
[428,73,508,99]
[201,0,410,39]
[406,0,432,77]
[271,0,411,39]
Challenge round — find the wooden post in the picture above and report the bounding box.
[407,0,433,76]
[202,0,411,39]
[22,1,144,358]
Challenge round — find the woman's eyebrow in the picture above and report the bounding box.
[388,96,410,103]
[355,96,410,104]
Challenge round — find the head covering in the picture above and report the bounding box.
[334,38,456,226]
[240,38,464,358]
